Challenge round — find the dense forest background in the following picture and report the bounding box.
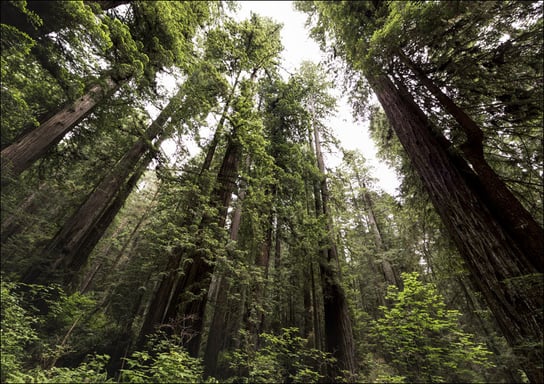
[1,1,542,383]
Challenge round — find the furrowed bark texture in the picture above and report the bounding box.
[23,103,171,286]
[370,72,543,383]
[1,77,120,180]
[398,50,544,271]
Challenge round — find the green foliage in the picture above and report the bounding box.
[0,281,39,382]
[128,1,217,82]
[372,272,494,382]
[227,328,332,383]
[120,335,216,383]
[11,354,113,384]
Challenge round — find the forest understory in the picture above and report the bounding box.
[1,1,543,383]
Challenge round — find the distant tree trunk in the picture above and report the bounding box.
[303,263,313,340]
[199,73,241,177]
[224,284,247,351]
[248,211,273,348]
[1,182,47,243]
[203,186,245,377]
[137,249,183,343]
[73,158,149,274]
[138,74,244,347]
[369,72,543,383]
[78,163,156,294]
[345,177,386,316]
[312,119,357,377]
[1,76,122,181]
[79,263,102,295]
[359,178,399,288]
[310,261,322,351]
[397,50,544,271]
[165,128,243,357]
[23,98,174,286]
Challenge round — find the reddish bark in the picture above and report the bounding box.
[398,50,544,271]
[23,102,172,285]
[369,72,543,383]
[1,77,120,180]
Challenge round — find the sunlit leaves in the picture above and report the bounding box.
[372,272,493,382]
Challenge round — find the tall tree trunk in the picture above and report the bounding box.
[360,180,398,288]
[348,166,399,291]
[73,158,150,278]
[78,164,158,294]
[369,72,543,383]
[1,76,122,181]
[398,50,544,271]
[248,211,273,348]
[23,98,173,286]
[166,81,259,356]
[310,261,322,351]
[199,73,241,178]
[138,75,244,347]
[312,120,357,377]
[163,128,243,357]
[303,262,313,340]
[203,186,246,377]
[457,275,524,383]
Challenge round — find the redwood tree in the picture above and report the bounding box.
[297,1,543,381]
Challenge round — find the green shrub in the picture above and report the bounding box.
[120,335,216,383]
[371,272,494,382]
[14,354,113,383]
[0,281,39,382]
[226,328,333,383]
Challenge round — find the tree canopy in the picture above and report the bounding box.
[1,1,542,383]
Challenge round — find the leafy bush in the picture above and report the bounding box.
[9,354,113,383]
[0,281,120,383]
[120,334,216,383]
[226,328,333,383]
[0,281,39,382]
[371,272,494,382]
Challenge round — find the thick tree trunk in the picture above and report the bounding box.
[369,72,543,383]
[312,121,357,377]
[398,50,544,271]
[72,159,150,281]
[23,101,172,286]
[1,77,121,181]
[164,131,243,357]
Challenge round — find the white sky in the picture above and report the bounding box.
[234,1,400,195]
